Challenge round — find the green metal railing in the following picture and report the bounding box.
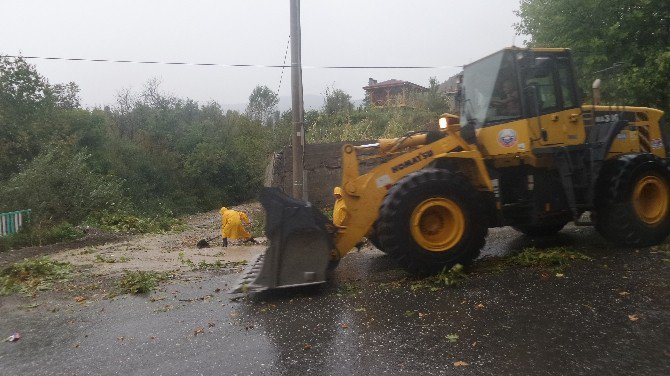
[0,210,31,236]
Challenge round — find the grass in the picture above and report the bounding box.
[0,256,72,296]
[115,270,168,295]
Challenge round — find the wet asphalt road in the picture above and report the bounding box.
[1,225,669,375]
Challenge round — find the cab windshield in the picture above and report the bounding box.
[460,51,520,128]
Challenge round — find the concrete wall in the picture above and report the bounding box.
[265,141,374,208]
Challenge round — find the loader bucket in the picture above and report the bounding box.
[232,188,335,293]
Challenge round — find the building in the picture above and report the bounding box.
[363,78,428,107]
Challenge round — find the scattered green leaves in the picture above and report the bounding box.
[115,270,168,295]
[87,212,184,234]
[651,244,670,264]
[410,264,467,291]
[178,252,246,271]
[430,264,466,287]
[474,247,592,273]
[507,247,592,271]
[0,256,71,296]
[94,254,129,263]
[336,283,361,297]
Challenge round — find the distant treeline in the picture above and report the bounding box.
[0,56,449,247]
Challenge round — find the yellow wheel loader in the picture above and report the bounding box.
[235,47,670,292]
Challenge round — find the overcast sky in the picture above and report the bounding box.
[1,0,525,108]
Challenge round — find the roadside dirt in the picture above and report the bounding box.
[0,202,266,279]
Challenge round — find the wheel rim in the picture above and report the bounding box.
[632,174,669,225]
[410,198,465,252]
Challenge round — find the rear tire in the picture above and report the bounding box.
[594,154,670,246]
[377,169,488,275]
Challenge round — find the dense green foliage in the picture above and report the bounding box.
[516,0,670,113]
[0,57,276,244]
[0,57,447,249]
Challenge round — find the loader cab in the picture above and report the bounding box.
[459,48,584,155]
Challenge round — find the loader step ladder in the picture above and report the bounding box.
[0,210,31,236]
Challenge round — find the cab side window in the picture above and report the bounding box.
[533,74,558,113]
[557,58,577,108]
[523,56,579,115]
[524,61,558,114]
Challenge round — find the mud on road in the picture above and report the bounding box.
[0,209,669,375]
[0,202,264,276]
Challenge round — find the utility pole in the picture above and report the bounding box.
[290,0,306,200]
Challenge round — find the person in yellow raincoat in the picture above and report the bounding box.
[333,187,348,227]
[220,207,256,247]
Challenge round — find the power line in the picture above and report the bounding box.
[2,55,461,70]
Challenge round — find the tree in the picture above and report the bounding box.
[245,85,278,126]
[515,0,670,113]
[0,56,50,123]
[51,82,81,109]
[0,56,53,179]
[323,86,353,115]
[422,77,449,113]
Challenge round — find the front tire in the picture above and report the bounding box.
[367,225,387,253]
[377,169,488,275]
[594,154,670,246]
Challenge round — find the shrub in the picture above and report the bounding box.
[0,146,130,225]
[0,222,84,252]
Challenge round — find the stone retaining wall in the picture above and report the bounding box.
[265,141,374,208]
